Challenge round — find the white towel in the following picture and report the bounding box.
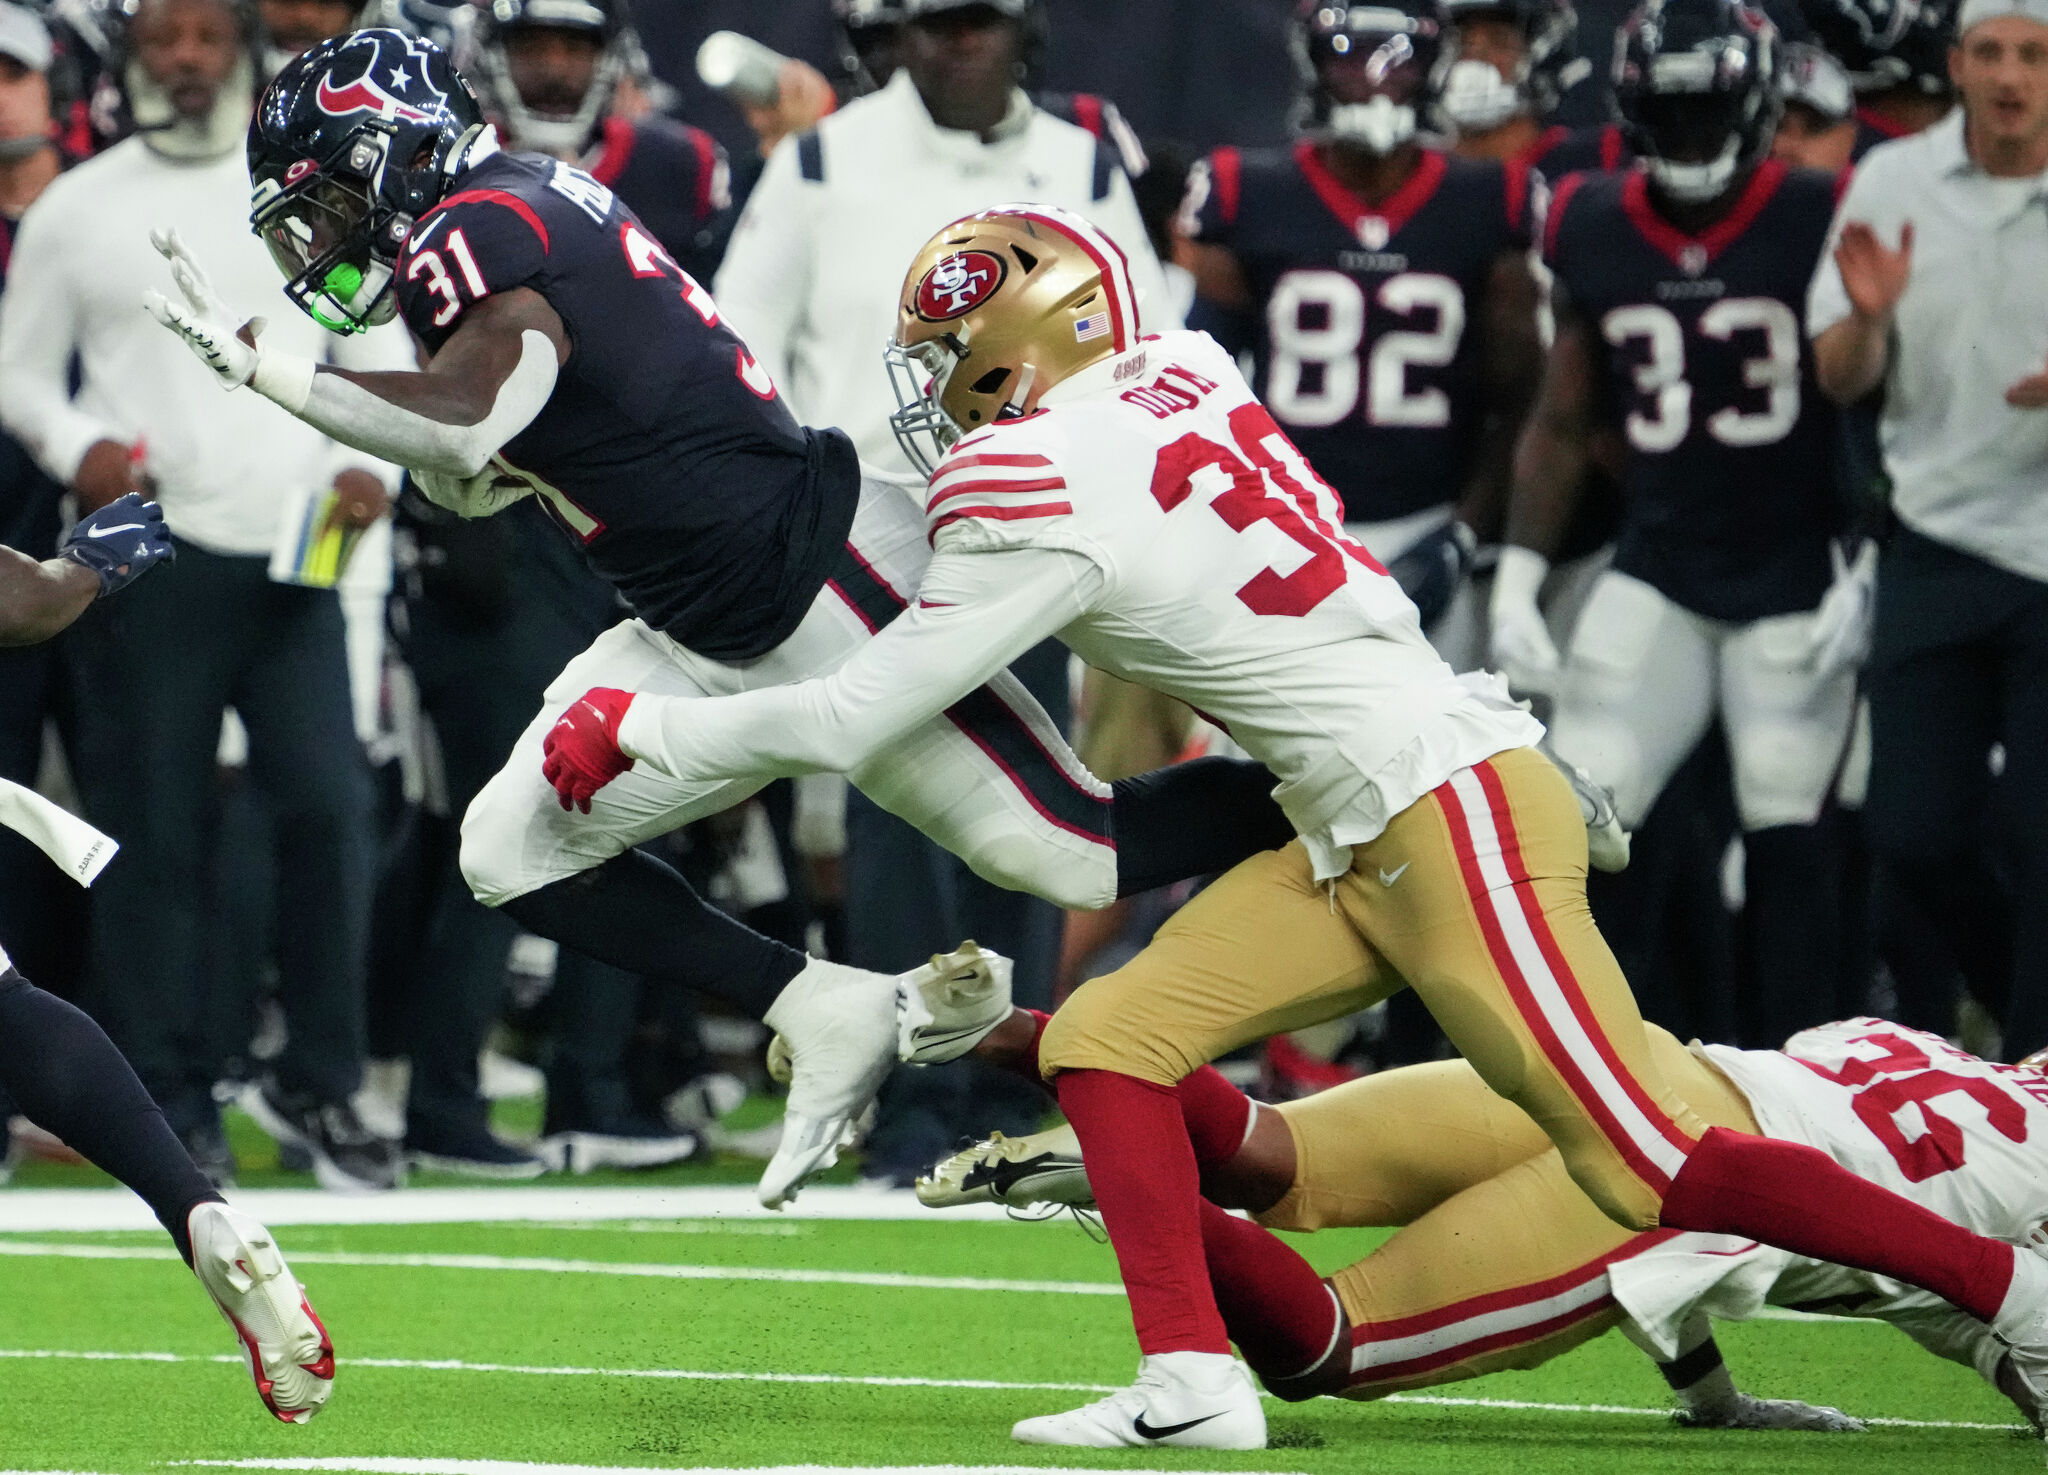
[0,777,117,887]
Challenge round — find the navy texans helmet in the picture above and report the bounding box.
[1294,0,1455,155]
[1613,0,1781,202]
[1798,0,1916,86]
[1439,0,1586,130]
[247,28,488,334]
[468,0,637,158]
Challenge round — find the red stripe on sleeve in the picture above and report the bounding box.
[1211,146,1242,228]
[588,116,635,187]
[420,189,551,253]
[686,125,719,223]
[1542,170,1586,264]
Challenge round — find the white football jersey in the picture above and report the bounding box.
[1609,1018,2048,1376]
[925,329,1540,873]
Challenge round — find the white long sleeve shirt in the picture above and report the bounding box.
[713,71,1180,482]
[0,137,409,557]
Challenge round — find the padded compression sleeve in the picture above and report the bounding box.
[250,328,558,479]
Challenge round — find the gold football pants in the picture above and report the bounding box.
[1040,745,1709,1230]
[1259,1026,1760,1397]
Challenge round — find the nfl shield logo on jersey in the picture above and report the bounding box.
[1678,243,1709,278]
[1357,216,1390,250]
[914,250,1009,321]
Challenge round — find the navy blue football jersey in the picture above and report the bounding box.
[1186,142,1531,524]
[393,149,860,663]
[1518,122,1629,186]
[585,115,732,285]
[1544,160,1844,620]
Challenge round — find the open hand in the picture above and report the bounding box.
[1833,220,1914,323]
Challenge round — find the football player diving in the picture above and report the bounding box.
[144,29,1296,1207]
[923,1013,2044,1433]
[535,196,2048,1448]
[0,498,334,1424]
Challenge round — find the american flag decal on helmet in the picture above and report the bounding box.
[1074,310,1111,343]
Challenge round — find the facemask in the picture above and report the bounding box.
[1440,57,1523,132]
[1328,94,1417,154]
[1645,134,1741,202]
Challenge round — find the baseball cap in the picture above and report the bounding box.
[1958,0,2048,35]
[0,2,52,72]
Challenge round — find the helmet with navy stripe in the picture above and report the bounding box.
[886,202,1138,475]
[1613,0,1781,203]
[1294,0,1455,155]
[247,27,488,334]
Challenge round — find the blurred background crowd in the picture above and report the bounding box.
[0,0,2038,1194]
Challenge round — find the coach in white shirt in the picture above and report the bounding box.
[0,0,407,1189]
[1808,0,2048,1061]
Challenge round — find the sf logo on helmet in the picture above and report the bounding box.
[914,250,1008,321]
[315,37,443,124]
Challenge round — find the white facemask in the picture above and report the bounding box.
[1328,94,1418,154]
[1440,57,1524,132]
[1644,134,1742,202]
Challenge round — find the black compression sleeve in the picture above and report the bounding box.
[1111,756,1295,898]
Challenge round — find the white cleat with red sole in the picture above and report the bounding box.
[188,1201,334,1422]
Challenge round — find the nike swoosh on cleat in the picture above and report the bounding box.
[1132,1410,1225,1440]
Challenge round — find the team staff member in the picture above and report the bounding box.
[0,0,408,1190]
[1810,0,2048,1060]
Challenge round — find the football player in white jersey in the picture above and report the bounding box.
[928,1013,2042,1430]
[541,202,2048,1451]
[0,498,336,1423]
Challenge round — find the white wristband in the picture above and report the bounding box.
[1492,544,1552,614]
[250,350,317,415]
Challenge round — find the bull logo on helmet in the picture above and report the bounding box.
[315,35,443,124]
[913,250,1008,321]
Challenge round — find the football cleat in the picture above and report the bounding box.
[187,1202,335,1423]
[758,956,904,1209]
[916,1123,1092,1210]
[1012,1351,1267,1449]
[1675,1394,1867,1432]
[1540,737,1632,873]
[897,940,1013,1064]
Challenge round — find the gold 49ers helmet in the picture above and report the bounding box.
[886,202,1140,476]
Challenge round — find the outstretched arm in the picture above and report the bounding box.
[0,549,97,648]
[143,230,568,481]
[543,545,1104,811]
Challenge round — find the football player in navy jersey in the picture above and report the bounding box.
[146,28,1294,1206]
[1493,0,1865,1045]
[1178,0,1542,666]
[467,0,730,283]
[1437,0,1632,183]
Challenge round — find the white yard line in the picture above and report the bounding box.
[0,1241,1123,1295]
[0,1187,1008,1232]
[180,1463,1312,1475]
[0,1349,2023,1433]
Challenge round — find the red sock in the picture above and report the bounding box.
[1057,1068,1229,1354]
[1177,1065,1254,1168]
[1662,1127,2015,1323]
[1199,1199,1338,1383]
[995,1010,1051,1090]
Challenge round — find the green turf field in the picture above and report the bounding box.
[0,1125,2037,1475]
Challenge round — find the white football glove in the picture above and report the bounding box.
[141,226,261,390]
[413,461,539,519]
[1489,544,1562,696]
[1807,538,1877,682]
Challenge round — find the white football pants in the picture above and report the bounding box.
[459,479,1117,911]
[1545,570,1857,833]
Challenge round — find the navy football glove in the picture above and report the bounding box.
[61,492,175,596]
[1386,519,1478,629]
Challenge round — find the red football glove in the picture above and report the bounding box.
[541,687,638,813]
